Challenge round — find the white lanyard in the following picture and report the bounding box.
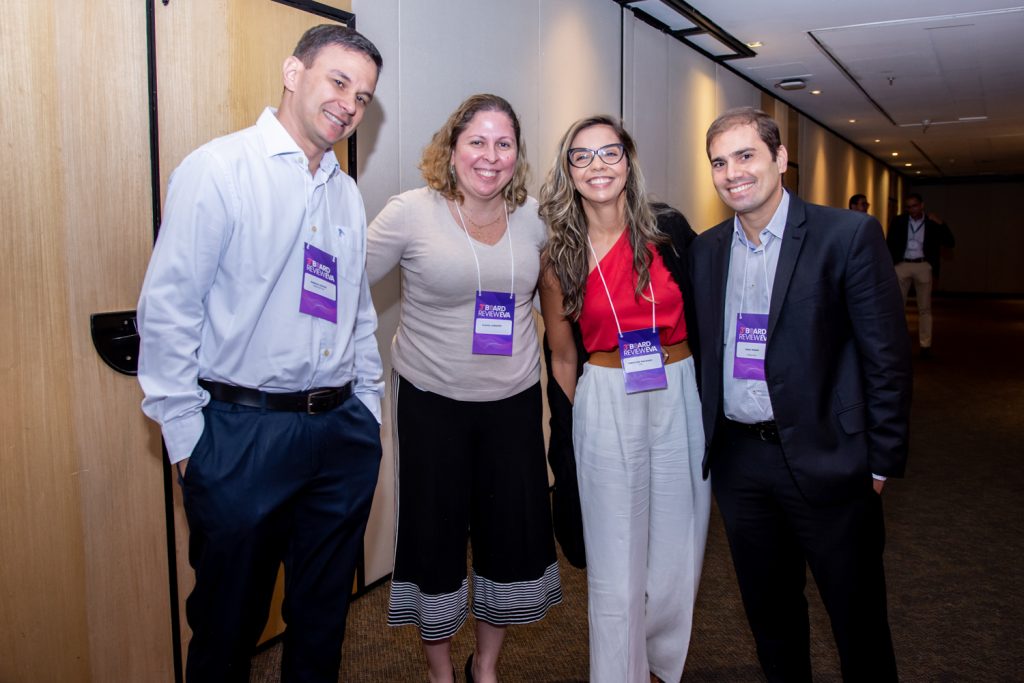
[454,201,514,295]
[586,233,656,335]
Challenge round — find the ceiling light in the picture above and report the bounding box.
[891,152,899,157]
[874,139,881,143]
[810,89,822,95]
[776,79,806,91]
[848,119,856,123]
[904,163,912,167]
[958,116,988,122]
[746,41,763,48]
[915,171,921,175]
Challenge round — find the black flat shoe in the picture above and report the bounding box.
[464,654,474,683]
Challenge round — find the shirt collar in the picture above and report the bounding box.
[732,190,790,250]
[256,107,340,176]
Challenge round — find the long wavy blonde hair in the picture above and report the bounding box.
[419,93,529,208]
[539,115,667,320]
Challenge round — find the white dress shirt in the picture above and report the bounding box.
[138,107,383,464]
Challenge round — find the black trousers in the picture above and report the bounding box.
[180,395,382,683]
[710,423,897,683]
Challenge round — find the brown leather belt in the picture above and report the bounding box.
[587,340,691,369]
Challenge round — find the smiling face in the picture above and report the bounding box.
[450,110,518,205]
[709,122,788,233]
[278,43,378,167]
[568,124,628,212]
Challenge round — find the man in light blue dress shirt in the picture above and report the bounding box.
[137,25,384,683]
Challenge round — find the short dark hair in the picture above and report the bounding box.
[706,107,782,161]
[293,24,383,76]
[849,193,867,209]
[905,192,923,204]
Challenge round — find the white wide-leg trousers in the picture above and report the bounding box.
[573,356,711,683]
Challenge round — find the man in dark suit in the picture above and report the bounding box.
[689,107,912,682]
[887,193,956,357]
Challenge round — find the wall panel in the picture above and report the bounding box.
[1,0,169,680]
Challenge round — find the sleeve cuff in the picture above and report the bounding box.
[162,413,206,464]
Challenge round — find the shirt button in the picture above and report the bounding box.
[323,349,331,357]
[311,225,318,232]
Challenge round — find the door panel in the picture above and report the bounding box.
[0,1,170,681]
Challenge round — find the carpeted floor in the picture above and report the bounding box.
[251,297,1024,682]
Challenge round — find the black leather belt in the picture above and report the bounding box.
[199,379,352,414]
[724,418,781,444]
[902,257,926,263]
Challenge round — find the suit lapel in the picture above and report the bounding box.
[710,224,731,361]
[768,194,807,341]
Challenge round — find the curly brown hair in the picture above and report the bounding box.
[419,94,529,208]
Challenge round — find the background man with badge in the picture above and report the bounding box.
[136,25,384,683]
[689,107,912,683]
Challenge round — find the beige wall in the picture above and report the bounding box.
[799,116,896,229]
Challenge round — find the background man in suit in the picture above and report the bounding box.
[887,192,956,358]
[848,193,869,212]
[689,107,912,682]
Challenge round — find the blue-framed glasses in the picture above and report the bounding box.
[567,143,626,168]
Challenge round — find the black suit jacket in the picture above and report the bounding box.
[886,213,955,277]
[689,193,912,505]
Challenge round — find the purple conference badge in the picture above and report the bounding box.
[300,243,338,324]
[733,313,768,380]
[618,328,667,393]
[472,291,515,356]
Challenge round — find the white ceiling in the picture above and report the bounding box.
[676,1,1024,178]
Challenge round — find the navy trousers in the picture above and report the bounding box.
[710,424,897,683]
[180,395,382,683]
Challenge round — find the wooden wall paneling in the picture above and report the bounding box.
[57,0,175,679]
[1,2,92,681]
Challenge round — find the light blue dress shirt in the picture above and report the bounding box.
[138,108,383,463]
[722,192,790,424]
[903,217,926,260]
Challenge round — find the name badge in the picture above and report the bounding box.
[733,313,768,380]
[619,328,667,393]
[473,291,514,356]
[300,243,337,324]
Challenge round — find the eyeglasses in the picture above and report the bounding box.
[567,143,626,168]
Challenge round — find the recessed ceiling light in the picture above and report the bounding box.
[810,89,822,95]
[746,41,763,48]
[904,163,912,167]
[776,79,806,91]
[848,119,856,123]
[874,139,881,143]
[891,152,899,157]
[915,171,921,175]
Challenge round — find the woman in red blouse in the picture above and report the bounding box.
[539,116,711,683]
